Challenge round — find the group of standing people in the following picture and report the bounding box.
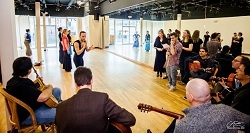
[153,29,223,91]
[58,27,94,72]
[231,32,243,58]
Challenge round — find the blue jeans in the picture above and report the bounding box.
[21,87,61,125]
[166,65,179,86]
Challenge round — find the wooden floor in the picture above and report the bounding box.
[0,47,190,133]
[105,44,156,68]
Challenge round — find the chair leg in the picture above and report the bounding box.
[51,123,55,133]
[41,125,46,132]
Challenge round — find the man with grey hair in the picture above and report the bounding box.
[174,78,250,133]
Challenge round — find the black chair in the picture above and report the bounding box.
[215,58,233,78]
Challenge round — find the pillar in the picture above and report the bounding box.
[177,14,182,32]
[35,2,42,64]
[42,12,47,51]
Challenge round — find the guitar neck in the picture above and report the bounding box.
[151,106,184,119]
[32,67,45,85]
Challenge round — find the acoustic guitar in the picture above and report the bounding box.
[108,122,132,133]
[137,103,184,119]
[210,73,235,98]
[189,62,212,73]
[33,67,58,108]
[210,73,235,88]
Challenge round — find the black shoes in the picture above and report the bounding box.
[163,76,168,79]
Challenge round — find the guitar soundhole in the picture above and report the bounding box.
[34,82,40,89]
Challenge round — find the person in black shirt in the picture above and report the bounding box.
[73,31,94,68]
[58,27,63,64]
[6,57,62,125]
[153,29,167,77]
[188,47,215,81]
[203,31,210,48]
[191,30,203,55]
[179,30,193,85]
[232,32,244,58]
[215,45,234,61]
[214,62,250,115]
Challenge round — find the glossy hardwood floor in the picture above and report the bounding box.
[105,44,156,68]
[0,47,190,133]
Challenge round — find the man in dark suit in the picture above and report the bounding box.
[55,67,136,133]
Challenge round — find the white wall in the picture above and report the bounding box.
[88,15,99,48]
[15,15,30,48]
[103,16,110,48]
[152,21,164,42]
[163,16,250,54]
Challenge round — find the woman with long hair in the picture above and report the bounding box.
[179,30,193,85]
[62,29,72,72]
[153,29,167,77]
[191,30,203,55]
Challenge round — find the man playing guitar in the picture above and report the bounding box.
[6,57,62,125]
[213,62,250,116]
[212,55,250,105]
[187,47,215,81]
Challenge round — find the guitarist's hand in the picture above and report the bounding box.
[213,92,222,103]
[176,117,182,124]
[219,79,227,88]
[45,84,53,89]
[37,85,53,102]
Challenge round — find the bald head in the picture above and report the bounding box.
[186,79,211,105]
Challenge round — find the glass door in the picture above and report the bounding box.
[46,25,57,47]
[123,26,129,44]
[115,19,122,45]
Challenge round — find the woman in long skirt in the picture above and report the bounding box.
[58,27,64,64]
[133,31,140,48]
[62,29,72,72]
[145,31,150,51]
[153,29,167,77]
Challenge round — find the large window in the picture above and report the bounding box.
[115,19,123,44]
[21,16,78,48]
[112,19,140,45]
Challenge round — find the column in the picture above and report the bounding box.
[103,16,110,48]
[150,21,153,43]
[77,17,82,34]
[177,14,182,32]
[140,18,143,47]
[35,2,42,65]
[0,0,17,86]
[42,12,47,51]
[99,17,104,48]
[0,0,17,131]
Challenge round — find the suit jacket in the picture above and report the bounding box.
[55,89,136,133]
